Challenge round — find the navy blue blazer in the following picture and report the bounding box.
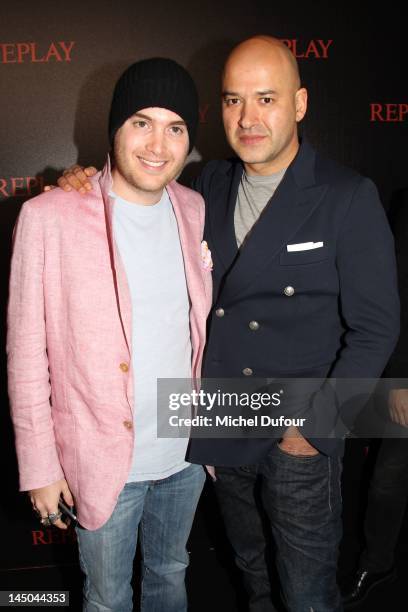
[187,140,400,465]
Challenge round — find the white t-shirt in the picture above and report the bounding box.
[113,188,191,481]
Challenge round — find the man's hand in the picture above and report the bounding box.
[389,389,408,427]
[279,425,319,456]
[29,478,75,530]
[43,165,97,194]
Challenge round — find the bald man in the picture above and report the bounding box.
[187,36,399,612]
[55,37,399,612]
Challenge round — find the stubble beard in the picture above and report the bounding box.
[114,147,169,195]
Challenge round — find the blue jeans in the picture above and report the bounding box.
[214,445,343,612]
[76,464,205,612]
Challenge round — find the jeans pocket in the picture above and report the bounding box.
[276,442,322,461]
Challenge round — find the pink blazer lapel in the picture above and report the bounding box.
[167,181,207,307]
[99,159,132,353]
[166,181,209,374]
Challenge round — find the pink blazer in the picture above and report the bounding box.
[7,159,212,529]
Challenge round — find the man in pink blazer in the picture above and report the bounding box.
[7,58,212,612]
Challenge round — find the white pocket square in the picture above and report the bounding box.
[286,241,324,252]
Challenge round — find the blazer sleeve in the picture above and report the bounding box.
[383,190,408,378]
[303,178,400,452]
[331,176,400,378]
[7,202,65,491]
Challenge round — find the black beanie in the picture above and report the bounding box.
[108,57,199,153]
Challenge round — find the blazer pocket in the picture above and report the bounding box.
[279,245,329,266]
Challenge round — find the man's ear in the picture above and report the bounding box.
[295,88,308,122]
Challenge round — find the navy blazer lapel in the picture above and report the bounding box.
[221,141,328,302]
[207,162,242,273]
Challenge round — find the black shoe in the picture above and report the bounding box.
[342,566,397,608]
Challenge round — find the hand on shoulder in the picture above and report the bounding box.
[44,165,98,194]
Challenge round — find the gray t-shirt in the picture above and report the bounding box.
[113,189,191,482]
[234,167,287,247]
